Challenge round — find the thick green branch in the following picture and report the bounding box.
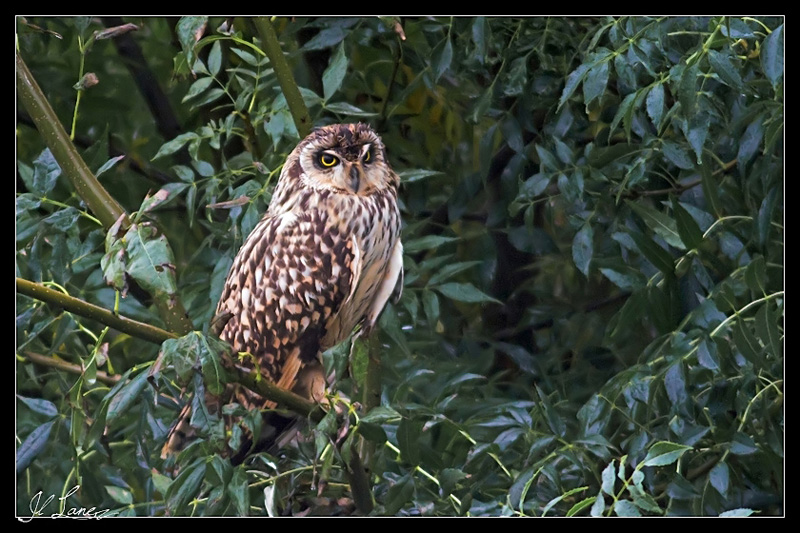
[17,53,194,336]
[16,52,127,229]
[16,278,177,345]
[235,367,323,423]
[253,17,312,138]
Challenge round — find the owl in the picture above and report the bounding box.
[163,123,403,458]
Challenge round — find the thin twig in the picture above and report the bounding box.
[22,350,121,386]
[17,52,127,229]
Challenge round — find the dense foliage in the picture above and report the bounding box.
[16,16,783,517]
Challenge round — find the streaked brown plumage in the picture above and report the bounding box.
[163,123,403,458]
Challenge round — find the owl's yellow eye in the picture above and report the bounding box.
[363,148,373,164]
[318,153,340,167]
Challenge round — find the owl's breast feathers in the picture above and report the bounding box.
[215,187,402,407]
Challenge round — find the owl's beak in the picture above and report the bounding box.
[348,163,362,193]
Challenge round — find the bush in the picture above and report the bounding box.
[16,16,782,516]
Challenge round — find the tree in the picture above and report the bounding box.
[16,16,783,517]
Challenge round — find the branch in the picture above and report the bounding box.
[17,52,194,336]
[253,17,312,138]
[235,367,323,422]
[22,351,121,386]
[101,17,184,142]
[16,278,177,345]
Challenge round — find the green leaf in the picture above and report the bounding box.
[572,223,593,276]
[559,63,590,110]
[732,320,764,367]
[709,462,729,498]
[322,42,348,102]
[583,61,609,105]
[95,155,126,178]
[152,132,198,160]
[671,199,704,251]
[357,421,387,444]
[32,148,62,195]
[729,432,758,455]
[404,235,458,254]
[208,40,222,76]
[16,420,55,474]
[756,303,782,361]
[630,230,675,275]
[536,385,566,437]
[697,339,720,371]
[421,289,440,326]
[439,468,468,497]
[665,362,687,406]
[686,112,710,164]
[589,494,605,517]
[708,49,744,91]
[599,264,647,291]
[700,157,722,217]
[360,405,401,423]
[761,24,784,87]
[586,143,639,169]
[756,186,779,249]
[614,500,642,517]
[535,144,559,172]
[432,35,453,82]
[17,395,58,418]
[166,459,207,514]
[564,496,595,517]
[645,83,665,129]
[182,76,214,102]
[641,441,692,467]
[678,62,699,118]
[396,417,423,466]
[427,261,482,286]
[323,101,377,117]
[601,461,616,495]
[435,282,500,304]
[626,200,686,250]
[661,141,694,170]
[719,508,756,517]
[609,92,637,140]
[738,116,764,167]
[124,224,178,296]
[227,466,250,516]
[744,255,767,294]
[398,169,444,183]
[384,473,415,515]
[106,486,134,505]
[106,370,149,422]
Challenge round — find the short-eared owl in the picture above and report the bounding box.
[164,123,403,457]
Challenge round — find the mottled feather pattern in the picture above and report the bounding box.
[215,123,401,411]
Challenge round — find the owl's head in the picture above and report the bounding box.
[283,123,398,195]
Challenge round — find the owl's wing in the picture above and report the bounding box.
[217,208,357,401]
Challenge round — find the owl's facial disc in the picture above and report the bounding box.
[311,143,378,194]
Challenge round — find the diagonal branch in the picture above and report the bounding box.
[253,17,312,138]
[17,51,127,229]
[17,51,193,336]
[16,278,177,345]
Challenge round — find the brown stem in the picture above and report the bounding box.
[22,350,121,386]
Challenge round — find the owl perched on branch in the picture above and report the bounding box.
[163,123,403,459]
